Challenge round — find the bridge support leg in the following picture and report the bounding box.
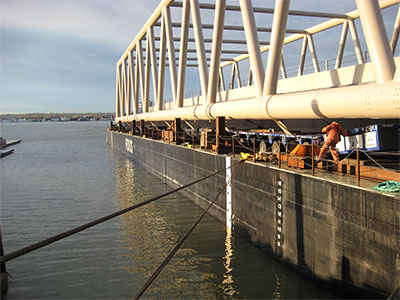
[216,116,226,154]
[174,118,182,145]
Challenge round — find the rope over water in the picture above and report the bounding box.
[0,161,240,264]
[134,160,244,299]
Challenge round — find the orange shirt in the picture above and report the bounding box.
[322,122,348,144]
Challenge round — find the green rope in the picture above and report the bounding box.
[373,181,400,193]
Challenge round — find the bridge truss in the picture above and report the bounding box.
[115,0,400,123]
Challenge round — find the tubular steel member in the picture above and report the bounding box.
[263,0,290,96]
[356,0,396,83]
[115,0,399,123]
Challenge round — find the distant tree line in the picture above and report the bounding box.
[0,112,115,121]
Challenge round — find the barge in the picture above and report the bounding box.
[110,0,400,297]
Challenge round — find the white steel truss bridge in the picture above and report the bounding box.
[115,0,400,124]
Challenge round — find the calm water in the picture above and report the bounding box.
[0,122,339,299]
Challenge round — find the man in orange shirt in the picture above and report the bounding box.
[317,121,348,162]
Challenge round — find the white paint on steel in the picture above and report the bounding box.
[136,40,146,112]
[176,0,190,108]
[157,14,167,111]
[190,0,209,103]
[115,65,121,118]
[148,26,159,107]
[207,0,226,105]
[356,0,396,83]
[390,6,400,54]
[307,34,320,73]
[298,36,308,76]
[226,156,232,230]
[240,0,265,97]
[348,20,364,65]
[115,0,399,122]
[335,21,349,69]
[163,6,178,106]
[263,0,290,96]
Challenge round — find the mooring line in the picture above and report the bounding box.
[0,161,241,264]
[134,160,244,300]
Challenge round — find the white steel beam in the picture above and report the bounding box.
[335,21,349,69]
[121,62,127,115]
[171,1,349,19]
[177,0,190,108]
[235,62,242,88]
[219,68,226,91]
[348,20,364,65]
[390,6,400,54]
[190,0,209,103]
[298,35,308,76]
[144,35,151,113]
[207,0,226,105]
[128,51,135,115]
[263,0,290,96]
[280,56,287,79]
[148,26,159,107]
[307,34,320,73]
[163,6,178,107]
[136,40,145,113]
[117,81,400,122]
[240,0,265,97]
[157,14,167,111]
[219,1,398,70]
[356,0,395,83]
[123,58,131,115]
[134,51,139,114]
[230,64,236,89]
[115,64,121,118]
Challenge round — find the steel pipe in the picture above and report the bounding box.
[240,0,265,97]
[263,0,290,96]
[190,0,209,103]
[116,81,400,122]
[207,0,226,105]
[177,0,190,108]
[356,0,395,83]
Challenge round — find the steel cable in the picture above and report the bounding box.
[0,162,240,264]
[360,150,400,178]
[134,160,244,300]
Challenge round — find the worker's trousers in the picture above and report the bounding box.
[318,140,339,161]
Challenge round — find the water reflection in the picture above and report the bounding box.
[113,155,218,299]
[220,228,239,297]
[273,269,281,300]
[110,152,340,299]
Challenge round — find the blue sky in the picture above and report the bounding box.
[0,0,398,113]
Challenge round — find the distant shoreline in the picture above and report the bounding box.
[1,113,114,123]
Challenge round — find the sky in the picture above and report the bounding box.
[1,0,160,113]
[0,0,398,114]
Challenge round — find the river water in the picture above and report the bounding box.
[1,122,339,299]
